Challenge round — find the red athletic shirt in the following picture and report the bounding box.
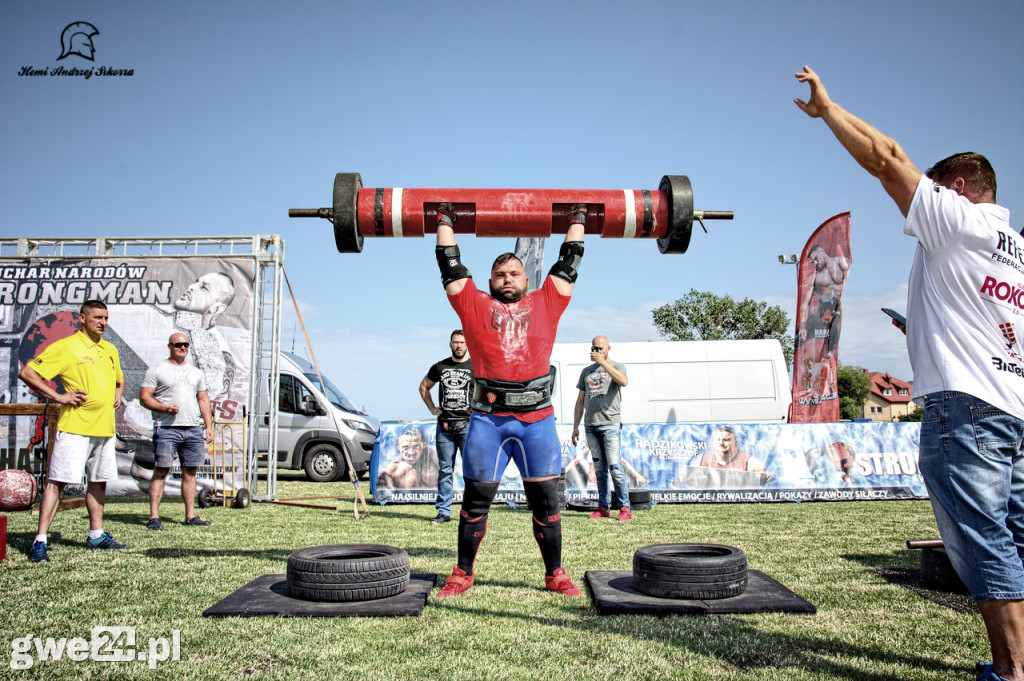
[448,276,570,422]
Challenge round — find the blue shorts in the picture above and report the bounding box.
[153,426,207,469]
[462,412,561,482]
[917,391,1024,602]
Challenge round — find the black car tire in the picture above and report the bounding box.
[633,543,748,600]
[612,489,653,511]
[287,544,410,602]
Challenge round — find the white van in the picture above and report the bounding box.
[549,339,791,424]
[258,352,381,482]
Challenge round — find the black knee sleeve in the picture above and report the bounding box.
[523,478,561,524]
[460,478,499,518]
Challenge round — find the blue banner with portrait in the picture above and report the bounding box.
[369,421,925,504]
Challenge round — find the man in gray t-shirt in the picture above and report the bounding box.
[140,333,215,529]
[571,335,631,520]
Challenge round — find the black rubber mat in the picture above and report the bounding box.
[203,573,436,618]
[585,570,816,616]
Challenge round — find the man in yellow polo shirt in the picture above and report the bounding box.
[19,300,126,563]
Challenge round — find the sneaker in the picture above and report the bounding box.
[437,566,474,598]
[29,541,49,563]
[545,567,581,597]
[430,513,451,524]
[85,532,126,550]
[147,518,164,531]
[588,506,611,519]
[182,516,211,526]
[976,662,1005,680]
[616,507,633,521]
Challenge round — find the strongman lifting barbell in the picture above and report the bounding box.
[289,173,733,254]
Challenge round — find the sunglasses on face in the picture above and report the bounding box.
[171,342,190,349]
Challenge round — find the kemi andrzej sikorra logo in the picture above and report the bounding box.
[57,21,100,61]
[17,21,135,79]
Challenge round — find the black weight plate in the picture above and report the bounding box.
[333,173,364,253]
[657,175,693,254]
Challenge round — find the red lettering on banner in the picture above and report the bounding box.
[213,400,238,421]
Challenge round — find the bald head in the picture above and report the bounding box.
[167,332,191,362]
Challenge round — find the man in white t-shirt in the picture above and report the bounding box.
[140,333,215,529]
[796,65,1024,681]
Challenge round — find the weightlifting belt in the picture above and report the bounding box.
[471,369,555,414]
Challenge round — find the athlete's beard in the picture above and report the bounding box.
[451,347,466,360]
[489,284,527,303]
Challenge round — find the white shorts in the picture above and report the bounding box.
[47,431,118,484]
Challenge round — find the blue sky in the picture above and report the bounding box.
[2,0,1022,421]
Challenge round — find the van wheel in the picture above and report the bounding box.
[304,444,345,483]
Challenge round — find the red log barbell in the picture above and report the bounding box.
[289,173,733,254]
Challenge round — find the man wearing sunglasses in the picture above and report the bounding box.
[139,332,215,529]
[572,336,631,521]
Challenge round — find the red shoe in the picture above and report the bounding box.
[437,566,474,598]
[588,506,611,519]
[616,507,632,521]
[545,567,581,597]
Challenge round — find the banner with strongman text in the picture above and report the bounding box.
[0,258,253,497]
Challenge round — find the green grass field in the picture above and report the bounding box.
[0,474,986,680]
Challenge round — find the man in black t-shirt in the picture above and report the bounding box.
[418,329,474,524]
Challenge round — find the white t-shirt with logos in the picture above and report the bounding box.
[904,174,1024,420]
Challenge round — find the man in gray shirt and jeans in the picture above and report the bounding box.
[571,335,631,521]
[140,332,215,529]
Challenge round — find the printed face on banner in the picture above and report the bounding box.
[370,422,926,505]
[0,258,253,497]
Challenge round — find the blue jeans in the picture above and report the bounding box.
[153,426,206,468]
[585,424,629,510]
[435,422,468,516]
[918,391,1024,602]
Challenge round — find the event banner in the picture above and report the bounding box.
[370,421,925,504]
[0,258,253,496]
[791,212,852,423]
